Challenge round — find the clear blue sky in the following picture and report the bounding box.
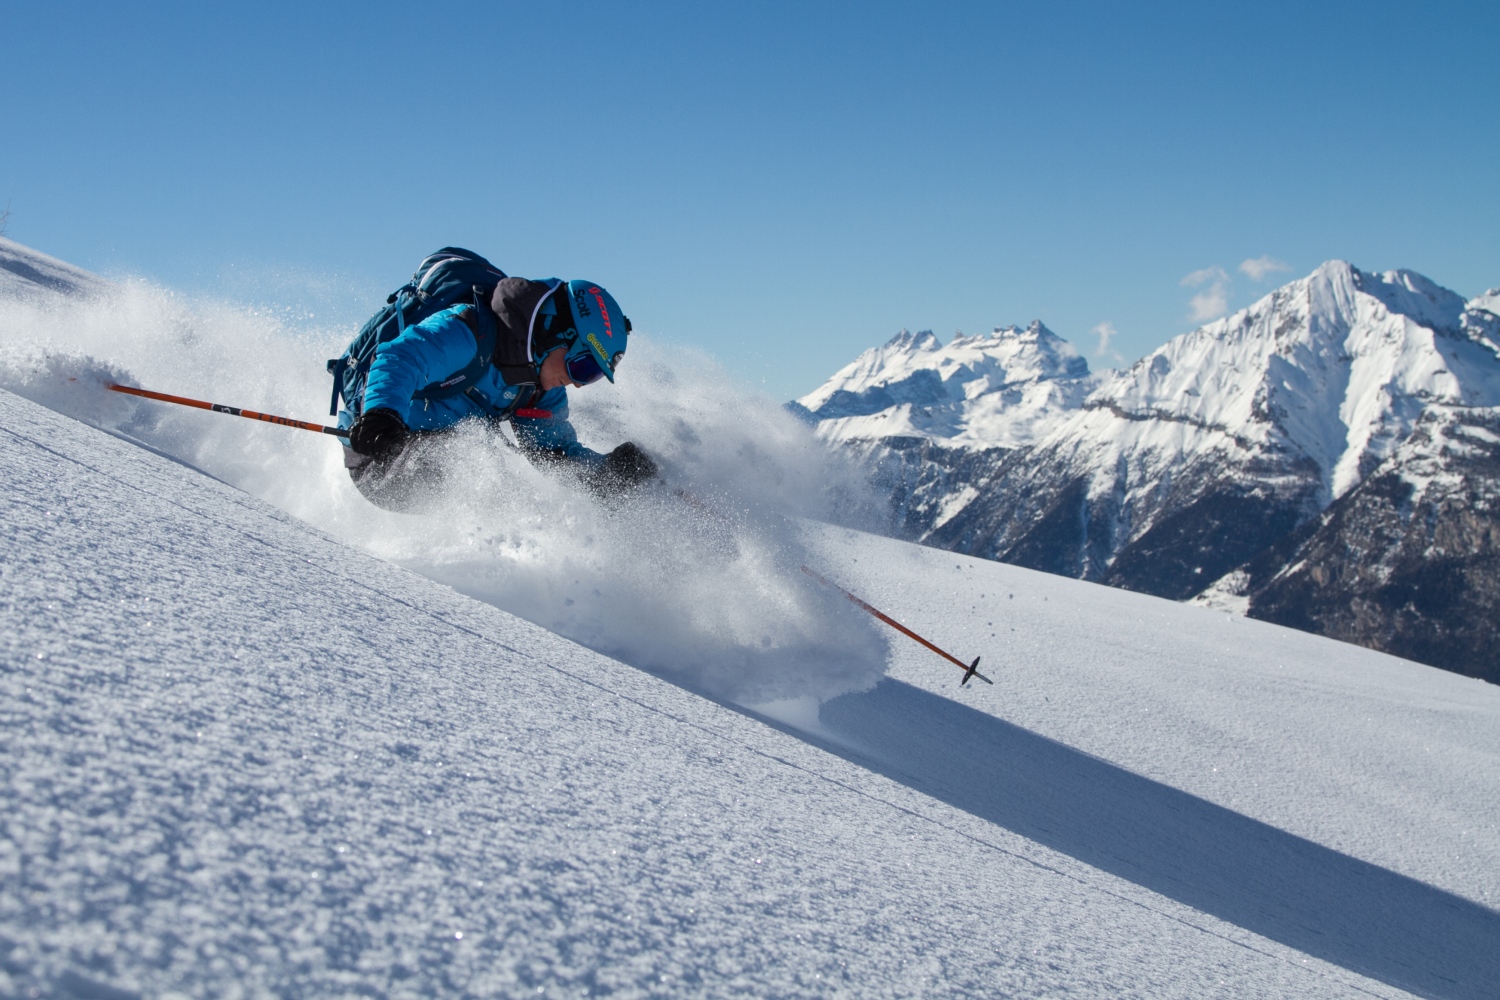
[4,1,1497,399]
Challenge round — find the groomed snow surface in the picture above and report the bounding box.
[2,258,1499,997]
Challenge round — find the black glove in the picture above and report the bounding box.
[589,441,658,497]
[348,407,408,460]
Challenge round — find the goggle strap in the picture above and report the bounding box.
[524,279,566,363]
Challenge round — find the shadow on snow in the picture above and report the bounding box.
[792,679,1499,1000]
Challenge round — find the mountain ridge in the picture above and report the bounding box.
[797,260,1500,679]
[794,319,1100,450]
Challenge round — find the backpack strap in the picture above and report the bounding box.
[325,283,418,415]
[410,288,499,403]
[462,383,541,423]
[326,358,344,417]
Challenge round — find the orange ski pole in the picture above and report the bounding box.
[801,565,991,685]
[107,384,349,438]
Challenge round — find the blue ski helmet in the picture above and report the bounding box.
[562,280,629,383]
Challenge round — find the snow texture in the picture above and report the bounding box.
[5,389,1500,998]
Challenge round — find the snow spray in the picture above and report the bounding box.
[0,276,890,704]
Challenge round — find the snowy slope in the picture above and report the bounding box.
[0,236,109,300]
[4,240,1500,996]
[805,523,1500,912]
[5,388,1500,999]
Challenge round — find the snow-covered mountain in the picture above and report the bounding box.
[1086,262,1500,503]
[798,262,1500,679]
[791,321,1098,449]
[1201,402,1500,671]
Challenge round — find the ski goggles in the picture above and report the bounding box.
[564,348,613,386]
[564,350,609,386]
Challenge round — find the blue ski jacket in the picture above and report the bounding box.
[349,304,602,464]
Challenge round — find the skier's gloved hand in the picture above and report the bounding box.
[604,441,658,482]
[589,441,658,497]
[348,407,408,460]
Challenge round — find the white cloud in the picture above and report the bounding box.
[1181,266,1230,323]
[1239,255,1291,282]
[1090,321,1124,362]
[1181,266,1225,288]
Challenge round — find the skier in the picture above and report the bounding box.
[337,262,656,510]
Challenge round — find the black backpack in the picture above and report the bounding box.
[327,248,509,417]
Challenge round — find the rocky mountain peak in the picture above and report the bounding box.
[1348,264,1469,333]
[1084,260,1500,502]
[1472,289,1500,316]
[794,260,1500,677]
[882,328,942,352]
[795,320,1095,448]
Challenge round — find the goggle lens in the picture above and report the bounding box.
[564,350,609,386]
